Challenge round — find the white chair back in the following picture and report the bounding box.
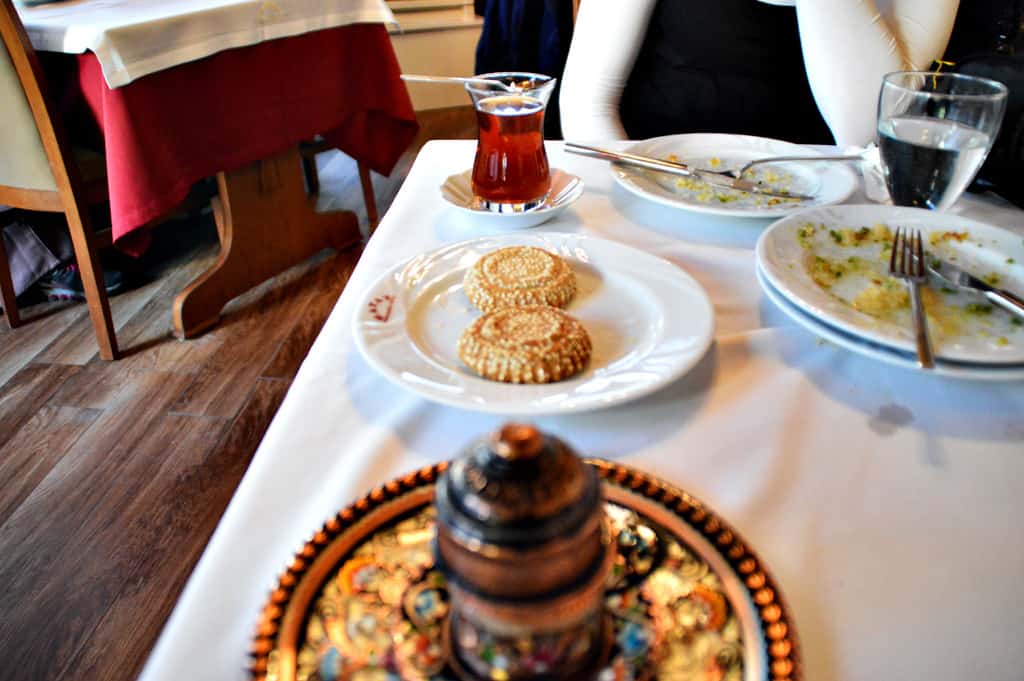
[0,37,56,191]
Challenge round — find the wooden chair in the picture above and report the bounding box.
[299,139,380,234]
[0,0,117,359]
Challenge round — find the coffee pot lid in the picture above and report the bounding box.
[435,423,601,549]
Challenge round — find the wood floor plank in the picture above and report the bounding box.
[261,250,357,379]
[0,370,196,589]
[57,378,291,681]
[46,360,166,411]
[169,252,341,418]
[0,303,86,387]
[47,251,223,410]
[0,378,222,681]
[0,404,101,527]
[100,246,220,373]
[0,363,83,452]
[33,268,176,366]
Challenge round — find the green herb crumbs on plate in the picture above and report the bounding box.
[965,303,993,315]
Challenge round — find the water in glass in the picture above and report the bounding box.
[876,71,1007,211]
[878,117,991,211]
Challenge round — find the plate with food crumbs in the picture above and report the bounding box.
[757,265,1024,381]
[613,133,858,218]
[353,232,714,414]
[757,204,1024,366]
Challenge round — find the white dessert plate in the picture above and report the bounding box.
[613,133,858,218]
[757,204,1024,365]
[353,232,714,414]
[757,264,1024,381]
[440,168,583,229]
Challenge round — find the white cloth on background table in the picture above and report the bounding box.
[138,141,1024,681]
[16,0,396,88]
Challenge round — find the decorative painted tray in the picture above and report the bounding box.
[249,462,799,681]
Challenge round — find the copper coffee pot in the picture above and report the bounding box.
[434,423,615,680]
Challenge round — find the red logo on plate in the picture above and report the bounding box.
[369,294,395,322]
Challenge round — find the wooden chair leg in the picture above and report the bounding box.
[65,213,118,360]
[0,227,20,329]
[358,161,378,235]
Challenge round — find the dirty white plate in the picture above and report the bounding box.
[440,168,583,229]
[353,232,714,414]
[757,204,1024,365]
[758,264,1024,381]
[614,133,858,218]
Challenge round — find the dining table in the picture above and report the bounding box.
[16,0,418,339]
[136,140,1024,681]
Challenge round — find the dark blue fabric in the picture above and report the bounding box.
[474,0,574,138]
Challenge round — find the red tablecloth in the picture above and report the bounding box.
[68,23,417,245]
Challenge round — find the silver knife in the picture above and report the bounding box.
[927,255,1024,320]
[564,142,813,200]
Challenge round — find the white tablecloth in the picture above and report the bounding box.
[17,0,396,87]
[138,141,1024,681]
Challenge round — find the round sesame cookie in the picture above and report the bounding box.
[463,246,577,313]
[458,306,591,384]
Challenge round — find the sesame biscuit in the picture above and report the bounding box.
[458,306,591,384]
[463,246,577,312]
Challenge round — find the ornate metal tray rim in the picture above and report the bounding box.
[249,460,800,681]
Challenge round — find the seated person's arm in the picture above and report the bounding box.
[559,0,657,141]
[796,0,959,147]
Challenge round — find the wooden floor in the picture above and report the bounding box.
[0,107,475,681]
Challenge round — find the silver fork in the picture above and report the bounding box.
[703,154,864,179]
[889,227,935,369]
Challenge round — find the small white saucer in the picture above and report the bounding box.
[440,168,584,229]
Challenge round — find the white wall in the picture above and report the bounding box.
[388,1,484,111]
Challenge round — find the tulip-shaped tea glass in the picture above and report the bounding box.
[465,72,556,213]
[877,71,1007,211]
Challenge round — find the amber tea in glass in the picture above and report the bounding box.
[465,72,556,212]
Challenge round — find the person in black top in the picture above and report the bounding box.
[560,0,959,148]
[620,0,833,143]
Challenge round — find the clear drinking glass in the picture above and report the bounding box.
[465,72,556,213]
[876,71,1008,211]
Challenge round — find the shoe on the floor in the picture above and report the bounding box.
[37,263,124,301]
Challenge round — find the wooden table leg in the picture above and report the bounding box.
[357,161,379,235]
[172,147,360,339]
